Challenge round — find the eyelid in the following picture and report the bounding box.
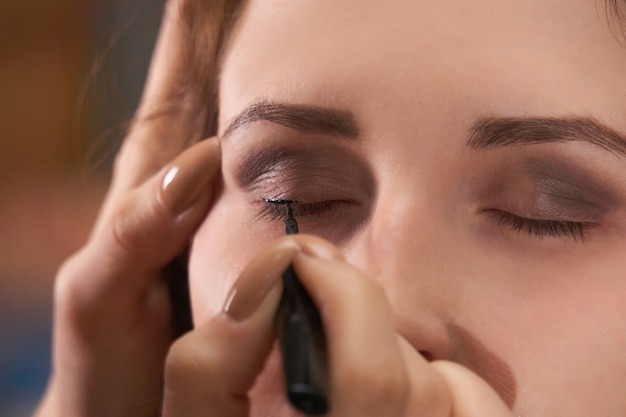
[230,140,373,212]
[468,153,623,221]
[475,171,617,224]
[483,209,592,241]
[529,174,614,216]
[522,156,622,212]
[235,145,309,188]
[256,199,350,222]
[230,141,376,195]
[233,144,358,189]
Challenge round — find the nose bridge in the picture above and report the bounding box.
[346,184,459,359]
[358,185,449,284]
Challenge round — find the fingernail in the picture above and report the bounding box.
[161,137,220,214]
[223,242,299,321]
[222,236,343,321]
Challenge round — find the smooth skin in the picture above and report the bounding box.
[193,0,626,416]
[35,0,626,416]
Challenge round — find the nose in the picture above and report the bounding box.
[347,178,521,407]
[345,186,458,362]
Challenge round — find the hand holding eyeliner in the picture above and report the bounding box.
[263,198,330,415]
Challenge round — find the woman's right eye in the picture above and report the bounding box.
[256,198,354,222]
[249,191,369,242]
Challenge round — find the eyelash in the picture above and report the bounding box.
[256,199,343,222]
[257,199,592,241]
[484,209,590,241]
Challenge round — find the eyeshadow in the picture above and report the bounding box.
[233,143,376,196]
[524,157,623,212]
[471,153,625,223]
[235,145,321,187]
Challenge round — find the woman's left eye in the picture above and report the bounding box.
[483,209,593,241]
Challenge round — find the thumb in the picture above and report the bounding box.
[431,361,514,417]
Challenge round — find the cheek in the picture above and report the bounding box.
[188,192,277,324]
[478,248,626,414]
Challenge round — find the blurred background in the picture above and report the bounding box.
[0,1,165,415]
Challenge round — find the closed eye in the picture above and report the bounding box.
[483,209,595,241]
[257,198,353,223]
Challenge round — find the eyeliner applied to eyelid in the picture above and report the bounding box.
[263,197,297,205]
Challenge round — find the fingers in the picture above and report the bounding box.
[292,253,410,416]
[397,336,453,417]
[430,361,513,417]
[293,253,510,417]
[136,0,187,120]
[112,0,193,195]
[163,235,512,417]
[104,0,215,220]
[56,137,220,312]
[162,236,342,417]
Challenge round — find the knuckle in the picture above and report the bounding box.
[110,203,140,256]
[55,249,90,305]
[108,192,170,257]
[164,338,194,386]
[53,249,102,329]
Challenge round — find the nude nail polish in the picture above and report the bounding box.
[223,244,298,321]
[160,138,220,213]
[222,237,342,321]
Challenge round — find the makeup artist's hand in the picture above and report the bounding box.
[162,234,515,417]
[33,2,221,417]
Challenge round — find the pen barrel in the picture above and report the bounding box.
[276,265,329,415]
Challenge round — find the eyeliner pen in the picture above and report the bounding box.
[266,198,330,415]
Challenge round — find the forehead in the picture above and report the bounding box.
[219,0,626,131]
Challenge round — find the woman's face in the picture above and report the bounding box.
[189,0,626,415]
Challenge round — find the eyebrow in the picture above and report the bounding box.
[468,117,626,157]
[221,99,360,139]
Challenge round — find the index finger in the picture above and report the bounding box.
[112,0,196,195]
[112,0,237,194]
[291,253,413,417]
[98,0,240,237]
